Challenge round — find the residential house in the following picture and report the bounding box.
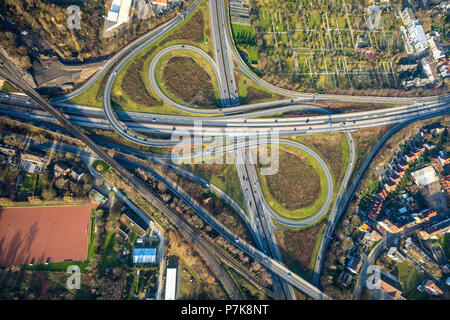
[378,189,388,200]
[411,209,438,224]
[338,271,353,288]
[432,157,444,172]
[393,167,406,177]
[423,279,444,296]
[368,199,383,221]
[384,178,397,193]
[405,152,417,163]
[398,160,409,170]
[379,270,404,300]
[421,56,441,84]
[387,247,406,263]
[413,145,425,156]
[0,145,17,158]
[54,162,70,178]
[438,150,449,167]
[391,173,402,184]
[418,218,450,240]
[378,219,403,234]
[19,152,46,174]
[70,167,85,181]
[359,223,372,233]
[346,256,362,274]
[427,32,445,61]
[151,0,168,6]
[441,175,450,195]
[363,229,383,245]
[423,142,435,150]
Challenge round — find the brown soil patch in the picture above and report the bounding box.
[276,221,326,276]
[243,87,271,104]
[0,205,91,265]
[166,10,204,43]
[266,147,320,210]
[293,133,344,181]
[122,50,160,107]
[162,56,216,106]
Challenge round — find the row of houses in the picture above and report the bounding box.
[377,208,439,235]
[400,7,449,88]
[54,161,85,181]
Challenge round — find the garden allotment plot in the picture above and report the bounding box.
[253,0,404,91]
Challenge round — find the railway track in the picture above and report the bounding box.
[0,51,245,300]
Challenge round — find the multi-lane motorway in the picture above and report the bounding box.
[0,47,331,300]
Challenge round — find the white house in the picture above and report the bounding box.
[105,0,132,32]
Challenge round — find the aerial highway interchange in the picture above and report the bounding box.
[0,0,449,301]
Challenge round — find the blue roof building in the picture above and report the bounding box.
[133,247,157,264]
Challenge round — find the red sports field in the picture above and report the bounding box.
[0,205,91,266]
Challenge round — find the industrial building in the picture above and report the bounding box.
[165,265,178,300]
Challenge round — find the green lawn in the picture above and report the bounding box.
[396,261,424,296]
[439,234,450,263]
[17,174,39,201]
[92,160,110,174]
[0,81,19,93]
[179,162,247,217]
[87,210,97,261]
[231,24,256,45]
[100,230,121,272]
[235,71,284,105]
[227,267,268,300]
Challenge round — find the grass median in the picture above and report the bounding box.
[257,144,328,220]
[155,50,221,109]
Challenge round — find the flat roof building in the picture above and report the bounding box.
[165,266,178,300]
[411,166,439,187]
[105,0,133,32]
[132,247,157,264]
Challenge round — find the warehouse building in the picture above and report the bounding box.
[105,0,132,32]
[165,265,178,300]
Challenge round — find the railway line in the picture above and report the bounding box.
[0,49,330,300]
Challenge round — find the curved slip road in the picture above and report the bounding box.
[250,139,334,227]
[52,0,201,102]
[148,44,228,112]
